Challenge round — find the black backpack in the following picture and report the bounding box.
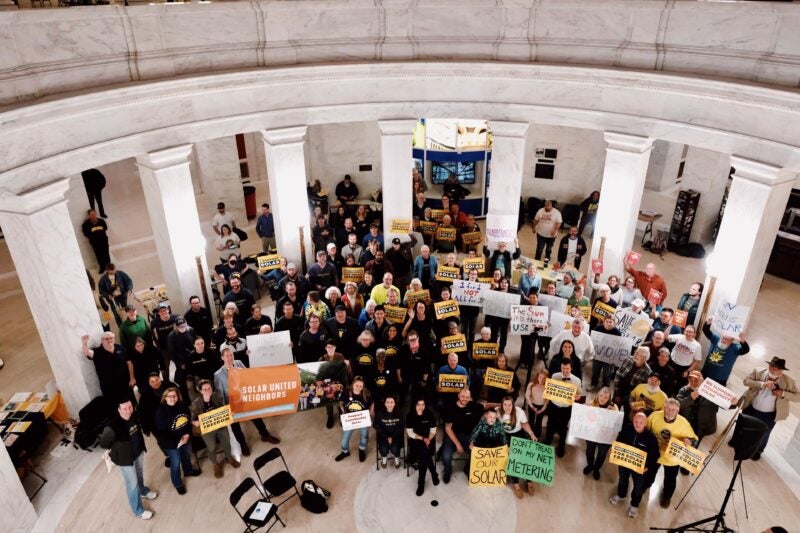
[300,479,330,514]
[73,396,113,450]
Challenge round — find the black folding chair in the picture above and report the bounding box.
[253,448,300,508]
[230,477,285,533]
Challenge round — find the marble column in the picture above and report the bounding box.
[486,121,530,249]
[261,127,313,268]
[378,119,416,243]
[0,442,36,533]
[590,132,654,278]
[788,422,800,476]
[136,145,213,315]
[193,137,247,224]
[0,179,102,416]
[679,147,731,244]
[705,157,795,316]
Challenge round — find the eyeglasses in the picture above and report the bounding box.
[165,394,178,399]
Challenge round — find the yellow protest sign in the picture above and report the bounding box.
[198,404,233,435]
[390,219,411,233]
[579,306,591,323]
[543,378,578,405]
[472,342,499,361]
[462,257,485,272]
[437,373,468,393]
[257,254,282,271]
[484,367,514,390]
[405,289,430,308]
[591,301,617,322]
[440,334,467,354]
[431,209,446,222]
[665,438,706,475]
[435,266,461,282]
[609,441,647,474]
[470,446,508,487]
[436,226,457,242]
[434,299,460,319]
[384,305,408,324]
[460,232,482,245]
[341,267,365,284]
[478,277,494,284]
[419,220,438,234]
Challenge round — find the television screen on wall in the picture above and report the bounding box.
[431,161,476,185]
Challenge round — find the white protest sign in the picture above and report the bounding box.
[544,310,573,336]
[246,331,294,367]
[711,301,749,341]
[697,378,738,409]
[482,290,521,319]
[340,410,372,431]
[614,308,652,348]
[537,294,568,315]
[568,403,624,445]
[485,213,518,251]
[510,305,549,335]
[451,280,490,307]
[590,331,634,367]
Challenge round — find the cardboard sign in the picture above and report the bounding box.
[665,438,706,475]
[482,290,520,319]
[485,213,518,250]
[625,250,641,266]
[228,365,301,421]
[697,378,738,409]
[672,309,689,328]
[506,438,554,486]
[431,209,446,222]
[591,258,604,274]
[614,308,653,348]
[440,334,467,354]
[247,331,293,368]
[405,289,430,308]
[451,280,489,307]
[647,288,663,307]
[340,410,373,431]
[418,220,438,234]
[390,219,411,233]
[711,301,749,340]
[591,301,617,322]
[543,378,578,405]
[470,446,509,487]
[484,367,515,389]
[472,342,499,361]
[384,305,408,324]
[434,299,460,319]
[437,373,468,393]
[257,254,283,271]
[567,403,624,445]
[510,305,549,335]
[609,441,647,474]
[538,294,568,314]
[436,226,457,242]
[435,265,461,282]
[198,404,233,435]
[462,257,485,272]
[477,276,494,284]
[460,232,482,245]
[578,306,591,323]
[341,267,365,284]
[544,311,574,336]
[590,331,634,367]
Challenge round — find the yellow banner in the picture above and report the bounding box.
[437,373,468,393]
[431,209,446,222]
[665,438,706,475]
[436,226,457,242]
[419,220,438,234]
[609,441,647,474]
[469,446,509,487]
[440,334,467,354]
[543,378,578,405]
[477,277,494,284]
[435,266,461,282]
[405,289,430,308]
[591,301,616,321]
[257,254,282,271]
[434,299,460,319]
[390,219,411,233]
[384,305,408,324]
[460,232,482,245]
[198,404,233,435]
[462,257,485,272]
[341,267,364,284]
[472,342,499,360]
[579,306,591,322]
[484,367,514,390]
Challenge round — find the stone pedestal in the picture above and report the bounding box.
[136,145,213,315]
[486,121,529,248]
[591,132,654,278]
[680,147,731,244]
[193,137,247,225]
[261,127,313,268]
[378,119,416,242]
[0,180,102,417]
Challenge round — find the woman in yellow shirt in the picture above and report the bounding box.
[646,398,697,509]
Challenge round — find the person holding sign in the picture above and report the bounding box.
[482,239,521,279]
[190,380,239,479]
[700,317,750,386]
[433,214,457,254]
[154,388,202,495]
[629,372,668,416]
[406,397,439,496]
[676,282,703,327]
[524,369,550,439]
[436,353,470,407]
[646,399,697,508]
[624,261,668,308]
[484,354,521,409]
[590,316,622,390]
[609,412,660,518]
[441,388,484,483]
[544,359,583,457]
[484,277,517,353]
[676,371,726,475]
[497,396,537,498]
[583,388,619,480]
[335,377,374,463]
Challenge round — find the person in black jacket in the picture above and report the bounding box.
[375,395,405,469]
[99,399,158,519]
[81,209,110,274]
[578,190,600,236]
[609,411,660,518]
[406,396,438,496]
[154,387,201,494]
[184,296,213,346]
[556,226,588,269]
[482,240,521,279]
[82,168,108,217]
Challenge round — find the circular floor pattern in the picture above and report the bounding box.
[354,466,518,532]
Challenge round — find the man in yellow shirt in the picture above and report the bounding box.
[646,398,697,508]
[629,372,668,415]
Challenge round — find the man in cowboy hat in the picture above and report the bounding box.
[738,357,798,460]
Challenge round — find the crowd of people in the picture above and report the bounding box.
[83,172,797,524]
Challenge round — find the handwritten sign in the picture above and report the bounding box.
[484,367,514,389]
[591,301,617,322]
[440,334,467,354]
[470,446,509,487]
[711,301,749,340]
[462,257,485,272]
[434,299,460,319]
[419,220,438,234]
[436,226,457,242]
[485,213,518,250]
[665,438,706,475]
[697,378,738,409]
[614,308,653,348]
[257,254,282,271]
[647,288,663,307]
[538,294,568,314]
[437,373,468,393]
[506,438,554,486]
[405,289,430,308]
[591,258,604,274]
[431,209,446,222]
[543,378,578,405]
[451,280,489,307]
[590,331,634,367]
[510,305,549,335]
[247,331,294,367]
[609,441,647,474]
[435,265,460,282]
[625,250,641,266]
[545,311,574,336]
[198,404,233,435]
[672,310,689,328]
[472,342,499,361]
[340,410,372,431]
[390,219,411,233]
[384,305,408,324]
[341,267,364,284]
[568,403,624,445]
[482,290,520,319]
[460,232,482,246]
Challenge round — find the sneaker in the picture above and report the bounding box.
[261,434,281,444]
[228,458,241,468]
[416,485,424,497]
[432,474,440,486]
[527,483,535,496]
[752,452,762,461]
[143,490,158,500]
[381,457,387,469]
[186,469,202,477]
[177,486,187,495]
[556,446,565,458]
[241,444,251,457]
[513,485,523,499]
[164,457,171,468]
[582,465,593,475]
[394,458,401,469]
[335,451,350,462]
[609,495,624,505]
[358,449,366,462]
[443,472,451,484]
[137,510,153,520]
[660,496,671,509]
[326,415,335,429]
[680,467,690,476]
[627,506,638,518]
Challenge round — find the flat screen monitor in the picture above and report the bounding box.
[430,161,476,185]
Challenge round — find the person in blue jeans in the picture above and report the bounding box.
[440,388,483,483]
[154,387,201,494]
[99,400,158,520]
[335,377,374,462]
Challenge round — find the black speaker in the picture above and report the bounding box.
[730,413,769,461]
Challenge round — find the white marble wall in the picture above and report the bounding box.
[487,121,530,228]
[193,137,247,226]
[680,147,731,244]
[0,443,36,533]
